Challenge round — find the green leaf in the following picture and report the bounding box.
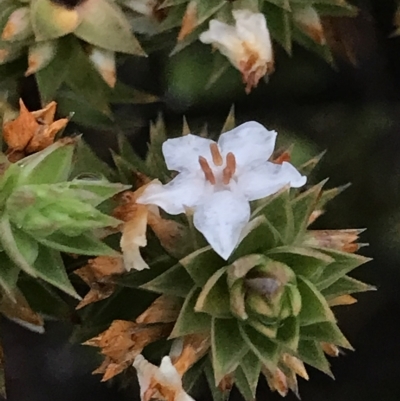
[229,280,247,320]
[0,251,20,298]
[232,216,280,259]
[296,339,332,376]
[145,115,170,179]
[234,366,255,401]
[316,183,351,210]
[212,318,249,384]
[35,36,75,103]
[116,132,151,176]
[0,214,38,277]
[240,352,261,398]
[16,137,76,185]
[32,245,80,299]
[266,246,334,279]
[291,180,327,238]
[297,151,326,176]
[276,316,299,350]
[205,360,231,401]
[238,324,280,371]
[321,275,375,300]
[114,256,174,288]
[67,179,129,206]
[195,267,231,318]
[313,247,371,290]
[247,318,278,339]
[252,187,294,244]
[170,287,211,338]
[297,276,335,325]
[141,262,194,297]
[300,321,352,349]
[180,246,225,287]
[38,232,119,256]
[74,0,145,55]
[18,275,72,318]
[70,138,117,181]
[182,358,206,393]
[262,2,292,53]
[205,52,230,90]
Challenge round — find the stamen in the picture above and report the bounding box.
[210,143,223,166]
[199,156,216,185]
[222,152,236,184]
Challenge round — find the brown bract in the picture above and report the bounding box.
[74,256,125,310]
[85,320,173,381]
[3,99,68,161]
[178,1,197,41]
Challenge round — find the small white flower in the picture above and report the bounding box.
[133,354,195,401]
[200,10,274,93]
[137,121,306,260]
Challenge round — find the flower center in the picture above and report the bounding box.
[198,144,237,186]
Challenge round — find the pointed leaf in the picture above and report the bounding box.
[141,262,194,297]
[195,266,231,318]
[297,151,326,176]
[297,339,332,376]
[267,246,334,279]
[238,324,280,371]
[263,2,292,53]
[31,245,80,299]
[204,361,231,401]
[313,247,371,290]
[232,216,280,259]
[38,232,119,256]
[252,187,294,244]
[0,251,20,297]
[235,366,255,401]
[300,321,352,349]
[0,215,38,277]
[180,246,225,287]
[212,318,249,384]
[298,276,335,325]
[74,0,145,55]
[291,180,327,238]
[321,275,375,300]
[16,137,76,185]
[170,287,211,338]
[276,316,299,350]
[240,352,261,398]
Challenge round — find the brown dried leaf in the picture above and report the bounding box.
[136,295,182,325]
[0,290,44,333]
[178,1,197,41]
[328,294,357,307]
[170,334,210,376]
[85,320,173,381]
[262,366,288,397]
[3,99,39,151]
[74,256,124,309]
[304,229,365,252]
[282,354,309,380]
[2,99,68,160]
[321,342,340,357]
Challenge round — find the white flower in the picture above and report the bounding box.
[199,10,274,93]
[133,354,195,401]
[137,121,306,260]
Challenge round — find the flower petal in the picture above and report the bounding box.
[193,190,250,260]
[233,10,271,47]
[137,173,211,215]
[162,134,214,173]
[218,121,277,168]
[237,161,307,201]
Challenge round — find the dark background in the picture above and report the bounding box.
[3,0,400,400]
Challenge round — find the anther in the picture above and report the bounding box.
[222,152,236,184]
[199,156,216,185]
[210,143,223,166]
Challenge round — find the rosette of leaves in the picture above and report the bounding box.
[0,136,128,309]
[82,114,374,400]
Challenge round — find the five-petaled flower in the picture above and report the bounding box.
[137,121,306,260]
[200,10,274,93]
